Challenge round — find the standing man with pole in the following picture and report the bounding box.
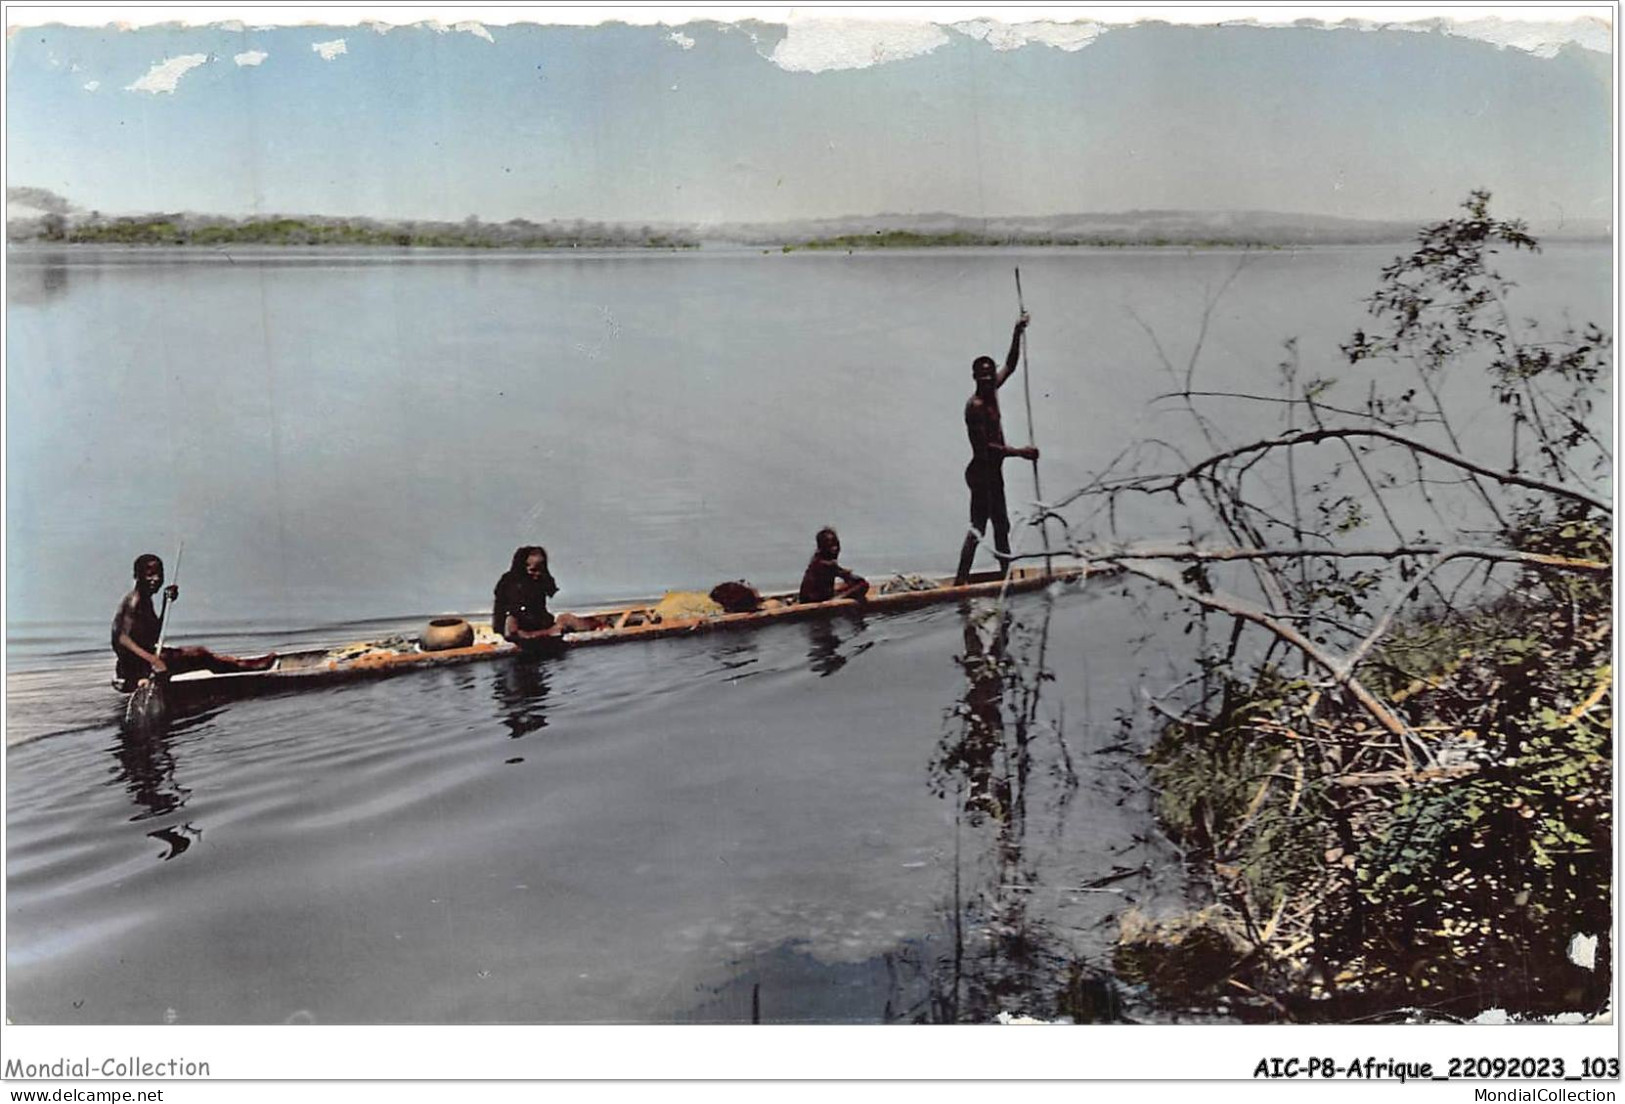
[953,306,1040,585]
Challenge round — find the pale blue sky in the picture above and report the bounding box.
[5,15,1612,224]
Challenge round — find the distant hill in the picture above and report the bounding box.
[704,209,1612,247]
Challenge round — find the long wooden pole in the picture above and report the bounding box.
[152,540,184,654]
[1014,269,1053,572]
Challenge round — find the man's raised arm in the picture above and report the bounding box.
[997,311,1030,386]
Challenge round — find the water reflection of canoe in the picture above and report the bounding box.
[143,565,1105,699]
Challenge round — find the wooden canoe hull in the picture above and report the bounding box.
[146,565,1100,700]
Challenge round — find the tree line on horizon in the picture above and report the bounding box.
[0,211,1433,251]
[6,186,1610,251]
[5,206,700,250]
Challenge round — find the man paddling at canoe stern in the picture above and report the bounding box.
[954,311,1040,585]
[111,553,276,691]
[491,545,603,648]
[797,527,869,605]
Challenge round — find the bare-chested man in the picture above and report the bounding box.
[111,553,275,690]
[954,311,1039,585]
[797,527,869,605]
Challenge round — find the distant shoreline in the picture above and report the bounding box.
[5,240,701,255]
[6,232,699,251]
[8,236,1611,258]
[8,205,1610,253]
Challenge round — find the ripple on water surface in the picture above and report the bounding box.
[7,591,1182,1022]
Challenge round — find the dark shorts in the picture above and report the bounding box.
[965,462,1008,531]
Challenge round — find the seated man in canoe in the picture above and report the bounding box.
[111,553,276,691]
[797,527,869,605]
[492,546,602,646]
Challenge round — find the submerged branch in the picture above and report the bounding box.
[1111,562,1423,767]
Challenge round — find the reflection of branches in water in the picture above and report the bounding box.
[922,597,1125,1022]
[933,608,1011,823]
[903,884,1125,1024]
[931,598,1077,833]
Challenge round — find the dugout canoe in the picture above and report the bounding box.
[134,564,1103,700]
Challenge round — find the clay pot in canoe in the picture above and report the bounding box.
[420,617,475,652]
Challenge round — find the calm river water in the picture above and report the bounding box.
[5,243,1609,1022]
